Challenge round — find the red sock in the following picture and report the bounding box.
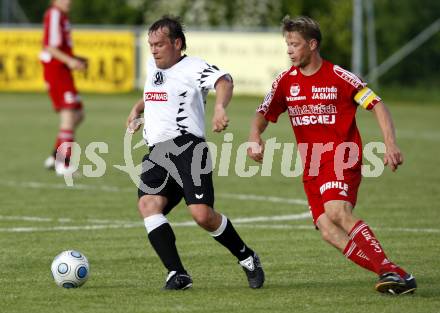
[54,129,74,166]
[349,220,407,277]
[343,240,375,273]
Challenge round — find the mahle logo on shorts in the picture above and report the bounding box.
[319,181,349,196]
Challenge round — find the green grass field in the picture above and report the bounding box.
[1,91,439,313]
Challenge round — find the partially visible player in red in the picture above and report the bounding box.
[247,16,416,295]
[40,0,86,175]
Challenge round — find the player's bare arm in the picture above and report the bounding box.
[212,75,233,132]
[372,101,404,171]
[126,98,145,133]
[45,46,87,70]
[247,112,268,163]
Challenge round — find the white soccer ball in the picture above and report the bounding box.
[51,250,89,288]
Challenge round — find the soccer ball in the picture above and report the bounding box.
[51,250,89,288]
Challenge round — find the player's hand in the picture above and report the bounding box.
[247,136,265,163]
[384,142,403,172]
[75,56,88,69]
[67,57,87,71]
[126,111,143,134]
[212,106,229,132]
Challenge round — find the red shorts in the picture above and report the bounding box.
[43,64,82,112]
[303,164,362,225]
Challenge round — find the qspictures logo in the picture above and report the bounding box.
[55,118,388,189]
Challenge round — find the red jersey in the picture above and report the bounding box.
[257,60,381,181]
[40,6,73,66]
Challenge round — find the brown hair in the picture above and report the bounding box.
[282,16,322,47]
[149,15,187,51]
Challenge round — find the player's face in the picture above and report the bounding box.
[148,28,182,69]
[285,31,313,68]
[54,0,72,13]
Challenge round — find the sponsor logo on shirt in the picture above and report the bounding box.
[288,104,337,126]
[311,85,338,100]
[144,92,168,102]
[291,114,335,126]
[288,104,337,116]
[286,95,307,102]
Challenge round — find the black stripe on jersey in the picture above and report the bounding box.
[176,90,189,135]
[197,63,221,89]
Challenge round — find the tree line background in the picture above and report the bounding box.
[6,0,440,87]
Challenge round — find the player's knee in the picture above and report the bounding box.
[189,204,214,227]
[324,201,352,226]
[316,221,334,244]
[319,228,333,244]
[138,196,165,218]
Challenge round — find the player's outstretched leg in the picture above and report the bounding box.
[348,220,416,295]
[320,203,416,295]
[209,213,265,289]
[189,204,264,288]
[144,213,192,290]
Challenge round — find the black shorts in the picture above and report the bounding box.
[137,133,214,214]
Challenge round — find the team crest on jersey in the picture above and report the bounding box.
[290,84,300,96]
[153,70,166,86]
[286,83,306,102]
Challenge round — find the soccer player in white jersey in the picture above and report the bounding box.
[126,16,264,290]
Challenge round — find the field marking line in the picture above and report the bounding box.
[1,212,440,234]
[217,193,307,205]
[0,180,308,205]
[0,212,311,231]
[0,223,140,233]
[2,223,440,234]
[0,216,73,223]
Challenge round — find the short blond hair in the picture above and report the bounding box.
[282,16,322,47]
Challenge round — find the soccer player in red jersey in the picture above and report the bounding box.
[247,16,416,295]
[40,0,87,175]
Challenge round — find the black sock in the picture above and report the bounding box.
[147,223,186,274]
[213,219,254,261]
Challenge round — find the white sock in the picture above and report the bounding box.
[209,214,228,237]
[144,214,168,234]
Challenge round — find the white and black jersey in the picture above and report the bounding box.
[142,55,228,146]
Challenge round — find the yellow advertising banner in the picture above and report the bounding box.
[72,30,135,92]
[0,28,135,93]
[0,29,42,91]
[139,31,290,95]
